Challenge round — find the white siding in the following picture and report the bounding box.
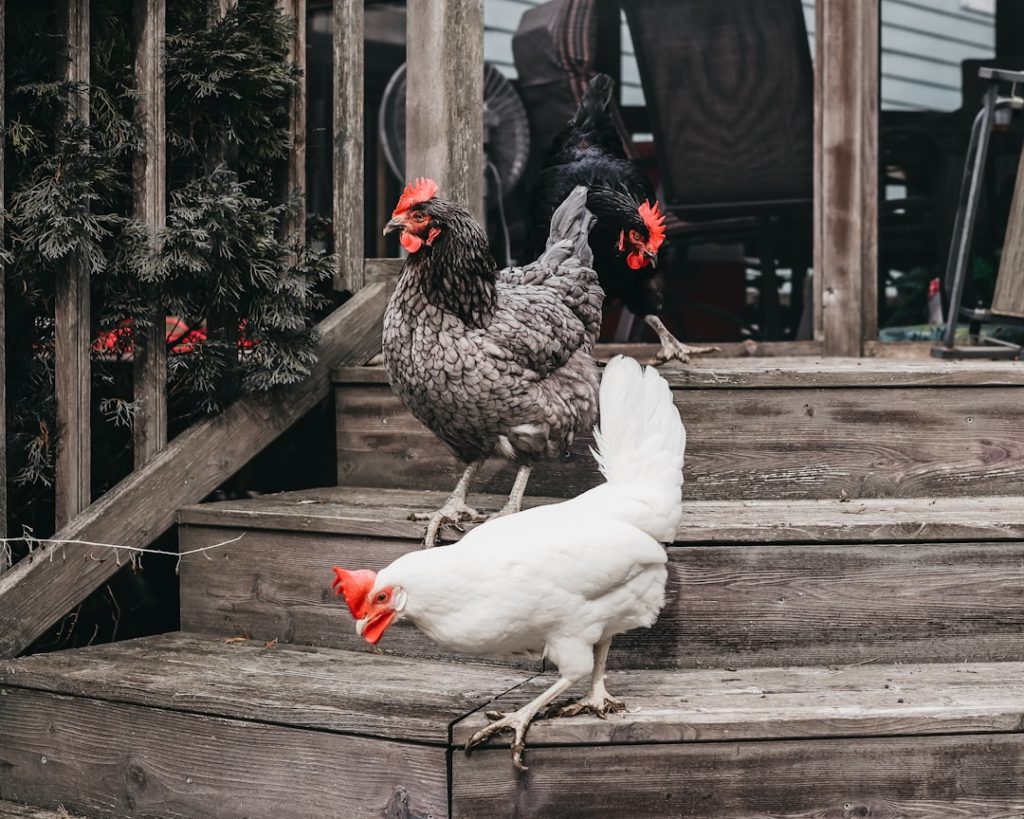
[485,0,995,113]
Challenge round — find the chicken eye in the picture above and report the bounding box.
[411,211,426,223]
[629,230,643,244]
[375,591,388,604]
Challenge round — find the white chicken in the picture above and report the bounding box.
[332,355,685,769]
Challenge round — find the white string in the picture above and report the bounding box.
[0,533,246,576]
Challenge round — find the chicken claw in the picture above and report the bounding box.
[553,692,625,719]
[465,709,533,771]
[410,502,487,548]
[652,338,719,366]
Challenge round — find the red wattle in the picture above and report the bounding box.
[626,252,647,270]
[400,232,424,253]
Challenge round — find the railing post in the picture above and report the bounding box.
[279,0,307,247]
[816,0,879,357]
[405,0,484,222]
[0,0,7,539]
[54,0,92,526]
[132,0,167,468]
[333,0,364,293]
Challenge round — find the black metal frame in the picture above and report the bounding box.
[932,67,1024,360]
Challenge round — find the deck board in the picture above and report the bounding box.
[0,632,534,744]
[178,485,1024,545]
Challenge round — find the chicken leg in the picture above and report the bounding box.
[411,460,488,547]
[465,675,575,771]
[644,315,719,365]
[553,638,624,717]
[491,464,532,519]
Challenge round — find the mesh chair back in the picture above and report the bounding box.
[624,0,814,212]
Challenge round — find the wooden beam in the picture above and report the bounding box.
[405,0,484,221]
[54,0,92,526]
[279,0,307,246]
[0,281,388,658]
[816,0,878,356]
[0,0,6,539]
[332,0,364,292]
[132,0,167,468]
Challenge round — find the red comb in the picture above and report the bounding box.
[393,177,439,217]
[332,567,378,619]
[638,200,666,252]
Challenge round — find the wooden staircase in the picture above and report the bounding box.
[3,357,1024,817]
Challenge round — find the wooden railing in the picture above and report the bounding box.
[0,0,486,658]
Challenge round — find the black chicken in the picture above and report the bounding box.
[529,73,715,364]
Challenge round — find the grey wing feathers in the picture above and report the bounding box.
[504,186,604,345]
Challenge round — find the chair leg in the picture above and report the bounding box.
[756,216,783,340]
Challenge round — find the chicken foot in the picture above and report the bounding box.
[411,460,488,547]
[552,639,624,718]
[644,315,719,365]
[490,464,532,519]
[465,676,575,771]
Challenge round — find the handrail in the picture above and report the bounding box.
[0,280,389,658]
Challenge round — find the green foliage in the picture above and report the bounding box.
[3,0,334,532]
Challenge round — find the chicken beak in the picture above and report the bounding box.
[383,216,405,236]
[644,250,658,268]
[355,616,368,638]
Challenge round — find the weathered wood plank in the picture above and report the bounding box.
[818,0,879,355]
[0,281,388,658]
[0,687,448,819]
[453,734,1024,818]
[333,357,1024,389]
[0,632,534,744]
[453,661,1024,747]
[598,340,825,359]
[0,801,87,819]
[0,0,6,540]
[176,486,1024,546]
[619,540,1024,669]
[406,0,485,221]
[993,143,1024,319]
[178,524,541,668]
[335,382,1024,501]
[131,0,167,468]
[364,257,403,282]
[332,0,363,292]
[176,513,1024,668]
[54,0,91,527]
[278,0,306,248]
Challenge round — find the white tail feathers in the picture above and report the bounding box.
[589,356,686,541]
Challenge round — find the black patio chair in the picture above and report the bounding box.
[622,0,815,339]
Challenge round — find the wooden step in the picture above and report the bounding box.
[177,487,1024,668]
[2,633,1022,818]
[333,358,1024,501]
[0,632,530,819]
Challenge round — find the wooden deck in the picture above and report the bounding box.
[2,634,1023,818]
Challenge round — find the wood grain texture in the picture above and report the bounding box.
[332,0,363,292]
[278,0,306,249]
[335,382,1024,501]
[993,144,1024,318]
[625,540,1024,669]
[0,801,87,819]
[177,485,1024,546]
[452,661,1024,746]
[406,0,485,221]
[0,687,448,819]
[333,358,1024,389]
[0,282,388,658]
[176,505,1024,668]
[54,0,91,527]
[131,0,167,469]
[177,524,542,668]
[818,0,879,355]
[0,0,6,539]
[0,632,534,744]
[364,257,403,282]
[452,734,1024,818]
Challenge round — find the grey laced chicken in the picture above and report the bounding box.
[382,179,602,546]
